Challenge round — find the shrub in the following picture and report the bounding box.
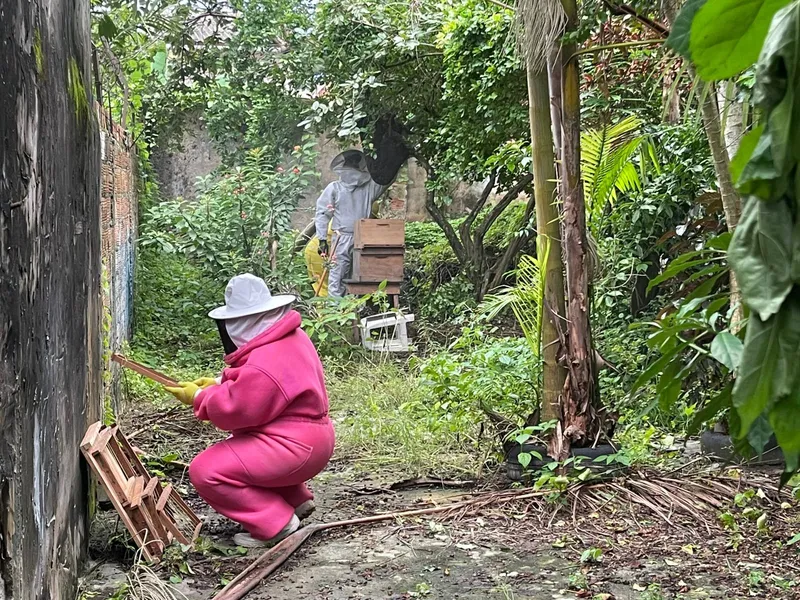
[416,328,540,425]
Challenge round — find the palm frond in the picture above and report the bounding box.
[480,242,550,356]
[581,116,659,221]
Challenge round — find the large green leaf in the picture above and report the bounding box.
[631,341,691,396]
[667,0,709,59]
[730,125,764,185]
[152,50,168,75]
[747,414,775,453]
[648,257,725,291]
[752,2,800,114]
[690,0,793,80]
[733,294,800,432]
[769,389,800,471]
[737,3,800,201]
[98,15,118,40]
[728,196,794,320]
[710,331,744,371]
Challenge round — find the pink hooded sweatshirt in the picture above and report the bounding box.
[193,310,329,431]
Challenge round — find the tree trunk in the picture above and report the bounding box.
[662,0,744,329]
[526,68,567,424]
[0,0,102,596]
[553,0,601,460]
[700,84,742,229]
[698,79,744,328]
[718,82,744,160]
[547,47,563,164]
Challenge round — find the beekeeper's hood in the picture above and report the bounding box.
[208,274,295,354]
[331,149,372,189]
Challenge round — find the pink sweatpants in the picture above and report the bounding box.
[189,418,335,540]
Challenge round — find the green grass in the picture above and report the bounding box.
[327,360,493,477]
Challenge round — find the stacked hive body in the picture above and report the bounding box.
[346,219,405,298]
[81,422,201,562]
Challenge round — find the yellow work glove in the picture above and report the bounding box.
[193,377,218,389]
[164,381,200,405]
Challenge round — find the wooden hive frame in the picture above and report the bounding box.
[81,421,202,562]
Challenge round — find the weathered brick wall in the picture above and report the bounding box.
[99,111,138,404]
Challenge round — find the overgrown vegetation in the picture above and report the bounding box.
[93,0,800,522]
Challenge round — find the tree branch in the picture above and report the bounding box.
[487,192,537,292]
[459,171,497,255]
[602,0,670,37]
[414,154,467,263]
[475,173,533,244]
[100,40,129,128]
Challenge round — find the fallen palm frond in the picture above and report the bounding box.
[555,469,790,535]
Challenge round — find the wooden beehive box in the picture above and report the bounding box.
[354,219,405,250]
[353,251,404,282]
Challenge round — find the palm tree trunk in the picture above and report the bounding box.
[554,0,600,460]
[526,67,567,424]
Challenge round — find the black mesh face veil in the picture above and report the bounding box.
[216,320,237,355]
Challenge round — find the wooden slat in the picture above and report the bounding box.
[115,427,150,477]
[88,426,116,454]
[160,505,191,546]
[141,493,169,547]
[82,449,157,562]
[128,476,146,508]
[80,421,103,450]
[111,354,179,387]
[108,432,140,482]
[156,483,173,512]
[142,476,159,498]
[169,489,203,528]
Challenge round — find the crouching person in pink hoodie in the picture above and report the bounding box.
[166,274,335,548]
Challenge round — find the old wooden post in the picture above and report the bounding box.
[0,0,102,596]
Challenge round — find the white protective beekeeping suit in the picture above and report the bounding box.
[314,150,389,297]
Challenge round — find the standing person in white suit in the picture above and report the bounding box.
[314,116,409,297]
[314,150,389,297]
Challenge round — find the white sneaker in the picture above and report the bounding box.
[295,500,315,521]
[233,514,300,548]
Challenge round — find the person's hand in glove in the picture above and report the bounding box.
[318,240,329,256]
[165,381,201,405]
[193,377,218,389]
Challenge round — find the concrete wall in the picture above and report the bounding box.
[151,120,485,227]
[0,0,103,596]
[152,113,223,201]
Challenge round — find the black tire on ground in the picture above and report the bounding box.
[700,431,784,466]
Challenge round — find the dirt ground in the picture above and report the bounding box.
[80,403,800,600]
